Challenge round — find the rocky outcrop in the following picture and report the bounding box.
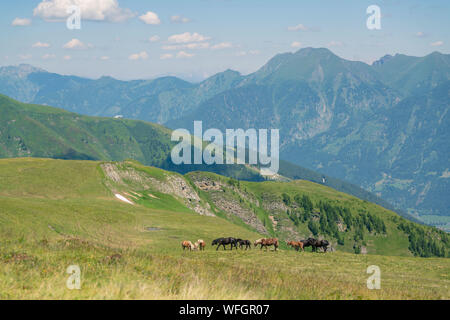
[101,162,214,216]
[189,173,268,234]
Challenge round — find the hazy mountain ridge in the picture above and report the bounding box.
[0,94,422,224]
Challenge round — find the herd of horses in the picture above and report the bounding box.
[181,237,330,252]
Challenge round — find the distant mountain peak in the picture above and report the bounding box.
[372,54,394,66]
[98,75,116,81]
[0,64,46,78]
[295,47,335,56]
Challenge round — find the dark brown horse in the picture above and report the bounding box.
[306,238,330,252]
[211,237,238,250]
[236,239,251,250]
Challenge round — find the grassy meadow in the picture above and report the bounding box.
[0,158,448,299]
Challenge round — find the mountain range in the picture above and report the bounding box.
[0,47,449,229]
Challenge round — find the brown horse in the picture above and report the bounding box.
[255,238,279,251]
[287,240,304,251]
[182,240,195,251]
[194,239,206,251]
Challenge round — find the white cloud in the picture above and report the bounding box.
[139,11,161,25]
[176,51,194,58]
[291,41,302,48]
[162,42,210,50]
[19,54,32,60]
[149,35,160,42]
[34,0,135,22]
[129,51,148,60]
[63,55,72,60]
[42,53,56,59]
[160,53,173,60]
[211,42,233,50]
[168,32,210,44]
[63,38,88,49]
[415,31,427,38]
[32,41,51,48]
[12,18,31,26]
[171,15,190,23]
[100,56,110,60]
[430,41,443,47]
[288,23,308,31]
[183,42,209,49]
[287,23,320,32]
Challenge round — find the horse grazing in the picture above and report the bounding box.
[181,240,195,251]
[236,239,251,250]
[211,237,238,250]
[287,240,304,252]
[254,238,279,251]
[194,239,206,251]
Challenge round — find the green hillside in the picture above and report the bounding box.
[186,171,448,257]
[1,93,418,224]
[0,94,172,164]
[0,158,448,299]
[0,93,261,181]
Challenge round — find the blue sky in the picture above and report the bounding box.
[1,0,448,81]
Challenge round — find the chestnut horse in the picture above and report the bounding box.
[194,239,206,251]
[287,240,304,251]
[181,240,195,251]
[254,238,279,251]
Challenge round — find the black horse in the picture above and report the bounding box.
[301,238,312,249]
[305,238,330,252]
[236,239,251,250]
[211,237,238,250]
